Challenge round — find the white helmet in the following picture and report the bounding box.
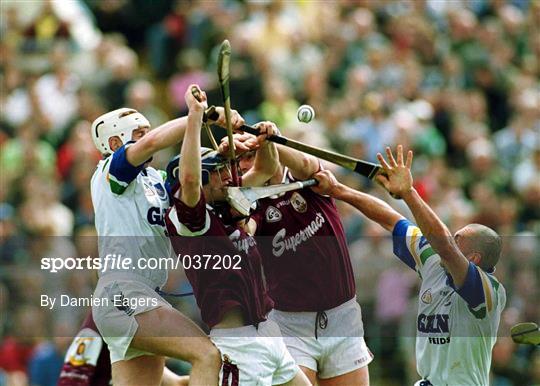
[91,107,150,155]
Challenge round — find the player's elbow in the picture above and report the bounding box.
[297,155,319,179]
[300,154,319,178]
[180,171,199,188]
[383,216,403,233]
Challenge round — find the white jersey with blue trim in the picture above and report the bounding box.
[393,219,506,386]
[91,143,171,288]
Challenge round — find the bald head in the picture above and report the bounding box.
[454,224,502,272]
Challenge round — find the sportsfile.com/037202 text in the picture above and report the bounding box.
[40,254,242,273]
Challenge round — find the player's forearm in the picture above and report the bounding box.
[151,116,189,148]
[277,145,319,179]
[401,188,458,259]
[128,117,188,166]
[242,142,279,187]
[252,143,279,183]
[333,184,404,232]
[179,111,203,206]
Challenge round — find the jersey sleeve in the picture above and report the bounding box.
[107,143,144,195]
[392,219,438,274]
[167,189,211,236]
[57,328,104,386]
[451,262,502,319]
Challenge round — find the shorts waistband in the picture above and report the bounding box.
[98,272,164,290]
[273,296,358,318]
[210,324,259,337]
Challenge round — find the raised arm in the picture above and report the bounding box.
[126,116,188,167]
[126,106,240,167]
[276,145,320,180]
[179,86,207,207]
[312,170,404,232]
[241,122,280,187]
[312,169,426,271]
[376,146,470,286]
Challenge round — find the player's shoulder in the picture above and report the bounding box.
[455,265,506,320]
[93,157,111,175]
[484,269,506,306]
[477,266,505,296]
[393,218,439,269]
[91,158,111,187]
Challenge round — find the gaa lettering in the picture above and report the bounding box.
[147,207,165,226]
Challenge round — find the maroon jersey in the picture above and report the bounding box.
[165,189,273,328]
[253,175,355,311]
[57,311,111,386]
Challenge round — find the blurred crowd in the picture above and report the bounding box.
[0,1,538,385]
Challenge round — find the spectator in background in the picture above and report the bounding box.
[56,120,99,181]
[0,306,46,384]
[99,45,137,109]
[0,121,56,186]
[21,0,72,53]
[168,49,211,116]
[259,76,299,130]
[28,323,71,386]
[146,0,189,78]
[0,283,7,337]
[494,88,539,171]
[33,46,81,144]
[463,138,509,196]
[125,79,167,127]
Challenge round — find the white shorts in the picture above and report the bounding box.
[210,319,299,385]
[92,273,171,363]
[269,297,373,379]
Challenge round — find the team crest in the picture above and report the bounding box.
[66,328,102,367]
[266,206,282,222]
[154,183,167,200]
[291,192,307,213]
[68,338,92,366]
[421,289,432,304]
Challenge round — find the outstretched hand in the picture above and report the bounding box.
[375,145,414,199]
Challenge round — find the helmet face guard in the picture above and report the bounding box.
[165,148,231,191]
[91,108,150,155]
